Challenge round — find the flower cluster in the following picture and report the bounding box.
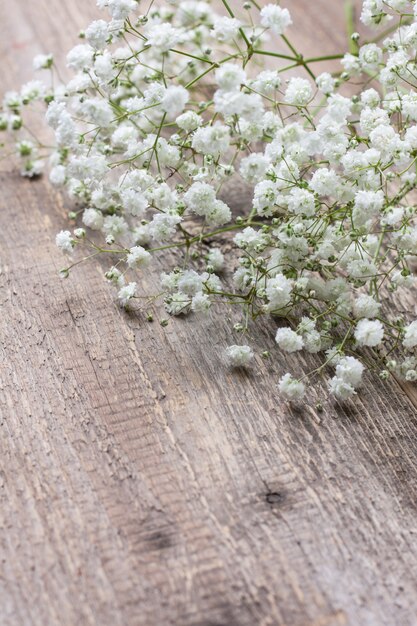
[3,0,417,402]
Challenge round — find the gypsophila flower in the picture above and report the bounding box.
[56,230,74,254]
[278,373,306,401]
[403,321,417,350]
[354,319,384,347]
[206,249,225,272]
[191,292,211,313]
[126,246,151,269]
[316,72,336,94]
[118,282,137,307]
[212,16,241,42]
[329,377,356,401]
[275,328,303,353]
[4,0,417,403]
[353,294,381,319]
[285,77,313,107]
[82,208,104,231]
[225,345,254,367]
[260,4,292,35]
[33,53,53,70]
[85,20,109,49]
[335,356,364,388]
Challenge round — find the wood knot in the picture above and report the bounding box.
[265,491,285,506]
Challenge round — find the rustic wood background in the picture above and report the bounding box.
[1,1,417,625]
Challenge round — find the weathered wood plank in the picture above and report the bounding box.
[1,2,417,626]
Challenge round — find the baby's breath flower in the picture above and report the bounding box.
[118,282,137,307]
[278,373,305,401]
[5,0,417,403]
[354,319,384,347]
[275,328,303,353]
[56,230,75,254]
[403,321,417,350]
[33,53,53,70]
[126,246,151,269]
[212,16,241,42]
[329,377,356,401]
[225,345,254,368]
[284,77,313,107]
[260,4,292,35]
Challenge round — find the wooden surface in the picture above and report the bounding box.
[1,1,417,625]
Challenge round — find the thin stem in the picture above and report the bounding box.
[251,48,297,62]
[344,0,358,55]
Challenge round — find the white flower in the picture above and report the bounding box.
[285,77,313,107]
[239,153,270,184]
[205,200,231,227]
[49,165,66,187]
[266,275,293,312]
[335,356,364,388]
[359,43,383,70]
[66,44,94,70]
[184,182,216,216]
[403,321,417,350]
[278,373,306,400]
[212,16,242,42]
[253,179,280,216]
[353,294,381,319]
[309,168,340,196]
[177,270,204,296]
[126,245,151,268]
[287,188,315,216]
[250,70,281,96]
[33,53,53,70]
[206,249,225,272]
[82,208,104,231]
[354,318,384,347]
[21,80,45,102]
[165,292,191,316]
[191,292,211,313]
[176,110,201,131]
[118,282,137,306]
[234,227,268,251]
[191,124,230,157]
[260,4,292,35]
[56,230,74,254]
[361,88,380,108]
[316,72,335,94]
[146,23,183,52]
[329,377,356,400]
[103,215,128,238]
[225,344,254,367]
[149,213,182,241]
[98,0,136,20]
[121,189,148,217]
[20,158,43,179]
[85,20,109,49]
[160,85,189,117]
[215,63,246,92]
[303,330,322,354]
[45,102,68,130]
[275,327,303,352]
[360,0,390,27]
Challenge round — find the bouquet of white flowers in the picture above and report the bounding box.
[2,0,417,401]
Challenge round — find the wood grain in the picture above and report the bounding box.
[1,1,417,625]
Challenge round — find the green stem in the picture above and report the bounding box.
[170,49,215,65]
[185,63,219,89]
[251,48,297,62]
[344,0,358,54]
[304,54,345,63]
